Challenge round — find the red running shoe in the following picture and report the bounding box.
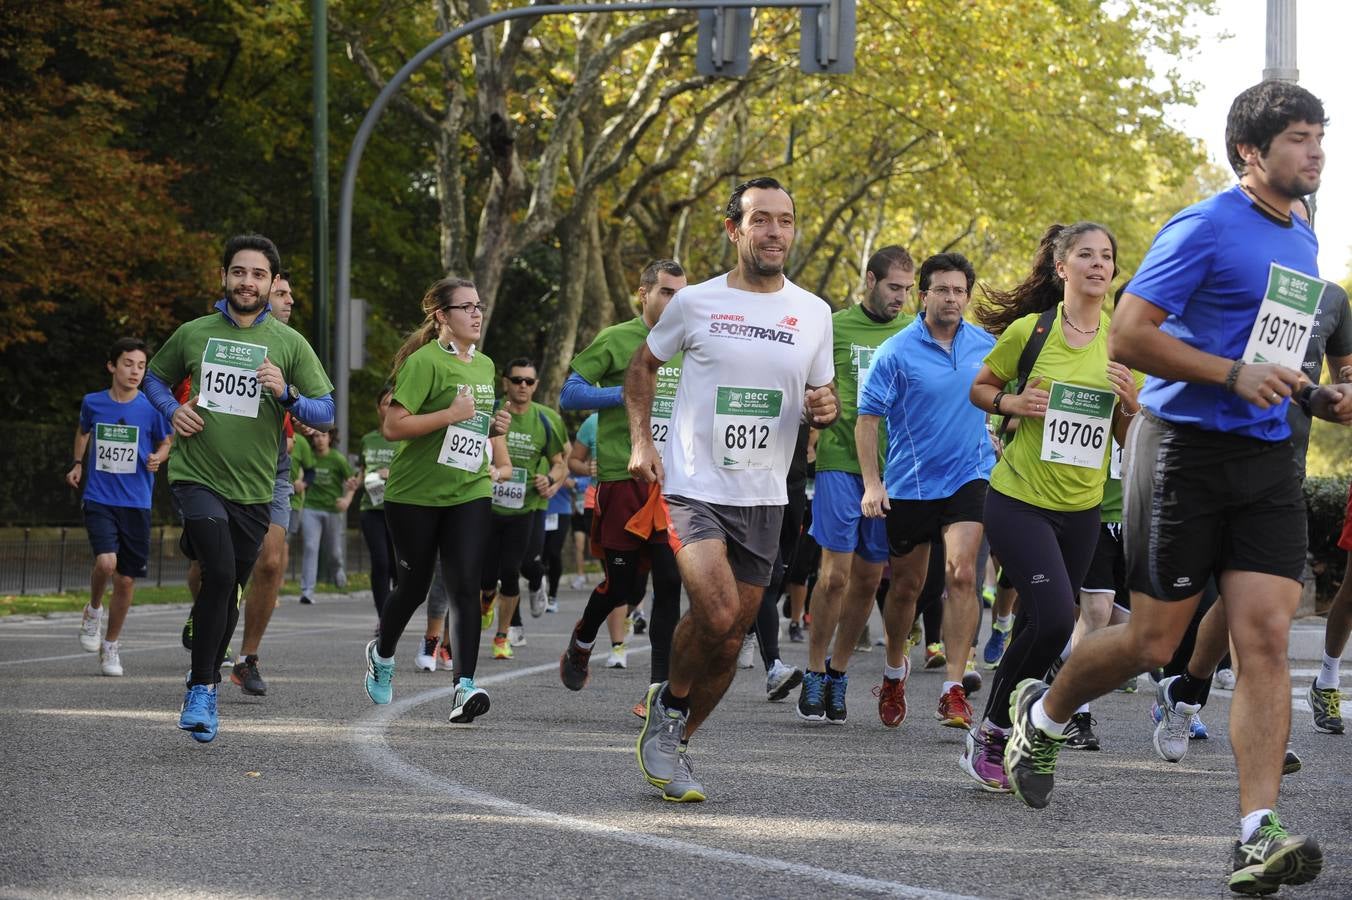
[936,683,973,729]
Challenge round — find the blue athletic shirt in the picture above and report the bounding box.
[79,390,172,509]
[546,480,574,516]
[1126,185,1320,441]
[858,314,996,499]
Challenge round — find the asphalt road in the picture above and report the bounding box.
[2,586,1349,899]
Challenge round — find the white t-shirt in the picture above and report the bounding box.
[646,272,834,506]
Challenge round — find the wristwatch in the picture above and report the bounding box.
[282,384,300,408]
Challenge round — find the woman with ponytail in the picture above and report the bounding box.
[958,223,1143,793]
[362,277,511,723]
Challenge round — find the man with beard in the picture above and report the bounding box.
[626,177,837,801]
[145,235,333,743]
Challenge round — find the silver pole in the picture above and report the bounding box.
[1263,0,1298,82]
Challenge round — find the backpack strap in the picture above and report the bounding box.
[998,305,1059,440]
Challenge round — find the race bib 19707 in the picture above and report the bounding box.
[199,338,266,418]
[714,386,782,469]
[1040,382,1114,469]
[1241,263,1325,371]
[95,423,139,474]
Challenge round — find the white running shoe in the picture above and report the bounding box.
[1151,675,1200,763]
[737,634,756,669]
[569,574,586,591]
[607,643,628,669]
[545,596,559,613]
[1214,667,1236,691]
[529,583,548,618]
[508,625,526,647]
[766,660,804,702]
[414,637,439,672]
[99,640,123,676]
[79,604,102,652]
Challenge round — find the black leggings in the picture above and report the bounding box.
[981,489,1100,729]
[175,484,269,687]
[379,498,492,679]
[360,509,397,617]
[579,543,682,682]
[480,512,536,598]
[542,514,571,596]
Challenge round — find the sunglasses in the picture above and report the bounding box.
[507,376,537,386]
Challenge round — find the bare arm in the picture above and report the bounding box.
[489,435,513,481]
[146,435,173,473]
[66,428,90,488]
[804,383,839,429]
[855,414,888,518]
[567,439,595,477]
[625,343,665,483]
[382,390,476,441]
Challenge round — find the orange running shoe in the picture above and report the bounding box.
[873,676,907,728]
[935,683,973,729]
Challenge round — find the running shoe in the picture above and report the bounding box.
[180,614,193,651]
[1190,712,1210,740]
[1004,678,1066,809]
[788,621,805,643]
[492,636,513,659]
[923,642,946,670]
[825,672,848,724]
[569,574,586,591]
[545,596,559,613]
[220,646,235,669]
[1150,675,1200,763]
[480,594,495,630]
[960,724,1010,792]
[766,660,803,702]
[436,644,454,671]
[962,662,983,696]
[906,621,922,653]
[797,671,827,722]
[936,684,973,729]
[855,625,873,653]
[448,677,490,724]
[873,670,908,728]
[981,585,996,607]
[636,682,686,786]
[662,746,706,802]
[79,604,102,652]
[299,594,315,605]
[99,640,123,677]
[1284,747,1302,775]
[632,683,656,719]
[1118,675,1139,693]
[178,684,218,743]
[559,623,592,691]
[1308,679,1344,734]
[364,639,395,705]
[529,583,548,618]
[737,634,756,669]
[982,621,1009,668]
[508,625,526,647]
[631,608,647,635]
[1214,667,1237,691]
[607,643,628,669]
[414,637,439,672]
[1228,812,1322,896]
[1063,711,1100,751]
[230,655,267,696]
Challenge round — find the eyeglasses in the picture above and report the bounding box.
[924,285,969,298]
[447,302,486,315]
[507,376,537,386]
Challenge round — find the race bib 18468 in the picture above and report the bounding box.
[95,423,139,474]
[1040,382,1114,469]
[492,466,528,510]
[438,411,491,472]
[1241,263,1325,371]
[199,338,266,418]
[714,386,782,469]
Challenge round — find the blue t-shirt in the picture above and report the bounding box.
[79,390,172,509]
[1127,185,1320,440]
[859,315,996,500]
[576,412,598,458]
[546,480,574,516]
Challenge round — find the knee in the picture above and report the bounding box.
[889,571,925,605]
[946,560,975,598]
[93,555,117,577]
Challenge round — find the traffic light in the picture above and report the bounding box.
[800,0,854,74]
[695,7,752,77]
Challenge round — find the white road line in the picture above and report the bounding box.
[351,656,983,900]
[0,624,354,666]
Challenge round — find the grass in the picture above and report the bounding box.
[1,573,372,617]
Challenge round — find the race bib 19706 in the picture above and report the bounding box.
[1241,263,1325,371]
[95,423,139,474]
[714,386,782,469]
[1040,382,1114,469]
[199,338,266,418]
[438,411,490,472]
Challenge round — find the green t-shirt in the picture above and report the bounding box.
[149,311,333,505]
[986,306,1140,513]
[570,316,682,483]
[815,304,913,474]
[492,401,566,516]
[358,430,400,512]
[289,433,315,511]
[384,341,497,507]
[307,450,353,513]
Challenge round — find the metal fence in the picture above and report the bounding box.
[0,527,370,595]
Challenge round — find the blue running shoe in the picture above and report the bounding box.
[825,671,848,724]
[178,684,218,743]
[982,622,1010,669]
[797,670,826,721]
[1190,712,1209,740]
[365,639,395,705]
[448,677,490,723]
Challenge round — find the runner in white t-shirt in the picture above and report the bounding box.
[626,177,837,801]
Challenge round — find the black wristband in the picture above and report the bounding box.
[1297,384,1317,415]
[71,459,83,467]
[992,391,1006,415]
[1224,359,1245,393]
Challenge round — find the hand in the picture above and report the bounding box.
[146,449,169,473]
[628,440,665,485]
[860,479,890,519]
[1013,377,1051,420]
[377,468,390,480]
[447,388,477,425]
[1106,362,1139,414]
[172,396,204,437]
[65,463,82,489]
[489,409,511,437]
[293,478,306,494]
[336,496,352,512]
[533,474,552,495]
[257,356,286,400]
[803,386,837,427]
[294,420,321,439]
[1232,362,1303,409]
[588,458,598,478]
[1311,383,1352,424]
[344,476,362,491]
